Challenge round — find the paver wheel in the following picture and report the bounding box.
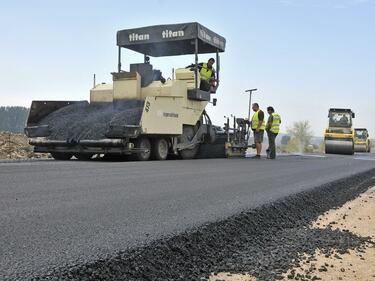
[134,137,151,161]
[152,138,169,160]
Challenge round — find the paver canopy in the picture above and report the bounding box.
[117,22,226,57]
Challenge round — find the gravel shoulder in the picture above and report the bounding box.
[283,186,375,281]
[209,186,375,281]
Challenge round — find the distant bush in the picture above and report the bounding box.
[278,121,314,153]
[0,106,29,133]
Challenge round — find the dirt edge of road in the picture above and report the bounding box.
[0,131,49,160]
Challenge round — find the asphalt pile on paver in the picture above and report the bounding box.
[39,100,144,141]
[29,168,375,281]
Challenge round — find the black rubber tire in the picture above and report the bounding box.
[50,152,73,160]
[74,153,94,161]
[134,137,151,161]
[152,138,169,160]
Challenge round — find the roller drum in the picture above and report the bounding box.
[354,144,368,153]
[325,139,354,155]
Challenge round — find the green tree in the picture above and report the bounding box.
[286,121,313,153]
[0,107,30,133]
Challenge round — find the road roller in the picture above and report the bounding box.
[354,128,371,153]
[324,108,355,155]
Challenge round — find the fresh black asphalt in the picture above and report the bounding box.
[1,154,374,280]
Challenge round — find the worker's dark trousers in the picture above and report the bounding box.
[267,131,278,159]
[200,80,211,91]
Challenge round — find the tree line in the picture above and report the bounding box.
[0,106,30,133]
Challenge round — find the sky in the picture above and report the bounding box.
[0,0,374,135]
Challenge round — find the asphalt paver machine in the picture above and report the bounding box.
[25,22,227,161]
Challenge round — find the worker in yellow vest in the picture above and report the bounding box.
[187,58,216,92]
[266,106,281,159]
[192,58,216,92]
[250,103,265,159]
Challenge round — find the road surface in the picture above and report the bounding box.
[1,153,375,279]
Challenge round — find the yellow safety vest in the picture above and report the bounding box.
[270,112,281,134]
[251,110,265,130]
[199,63,214,81]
